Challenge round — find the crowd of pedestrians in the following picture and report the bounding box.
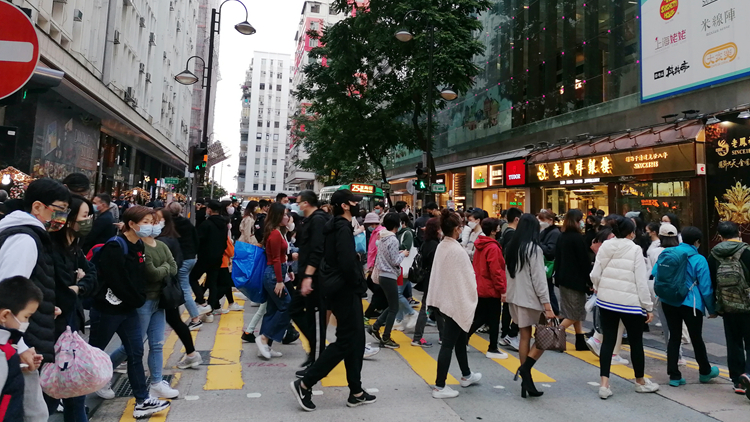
[0,174,749,421]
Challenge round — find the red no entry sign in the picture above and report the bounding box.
[0,2,40,100]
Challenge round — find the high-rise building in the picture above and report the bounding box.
[1,0,200,199]
[285,0,344,193]
[189,0,221,151]
[237,52,292,197]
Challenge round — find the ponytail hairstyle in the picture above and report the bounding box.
[439,208,461,239]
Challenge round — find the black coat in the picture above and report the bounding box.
[323,215,366,294]
[296,209,330,284]
[196,215,228,269]
[93,235,147,314]
[419,238,439,288]
[51,246,97,337]
[539,225,561,261]
[173,216,199,259]
[82,210,117,255]
[230,209,242,240]
[553,230,593,292]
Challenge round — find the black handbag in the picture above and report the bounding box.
[159,275,185,309]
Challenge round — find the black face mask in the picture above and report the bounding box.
[349,204,360,217]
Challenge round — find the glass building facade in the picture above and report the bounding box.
[390,0,641,166]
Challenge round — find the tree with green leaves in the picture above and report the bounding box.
[295,0,489,194]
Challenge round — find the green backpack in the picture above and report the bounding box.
[712,244,750,314]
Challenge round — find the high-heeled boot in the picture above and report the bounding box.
[518,357,544,398]
[575,334,588,351]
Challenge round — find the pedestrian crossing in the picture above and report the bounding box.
[204,299,245,390]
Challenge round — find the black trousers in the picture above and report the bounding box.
[599,308,646,378]
[365,276,387,317]
[723,313,750,383]
[662,303,712,380]
[289,281,326,360]
[165,307,195,354]
[189,260,220,310]
[547,278,559,315]
[302,289,365,394]
[218,267,235,304]
[500,301,519,338]
[435,310,470,388]
[468,297,502,350]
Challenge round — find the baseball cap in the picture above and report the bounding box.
[659,223,678,237]
[205,200,222,211]
[330,189,363,206]
[363,212,380,224]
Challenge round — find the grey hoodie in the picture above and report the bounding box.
[375,230,403,279]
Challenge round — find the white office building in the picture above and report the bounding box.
[237,52,292,197]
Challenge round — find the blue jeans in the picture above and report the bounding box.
[63,395,87,422]
[396,283,417,321]
[88,308,148,402]
[179,258,200,318]
[260,265,291,342]
[110,299,166,384]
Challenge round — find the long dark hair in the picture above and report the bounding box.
[262,203,286,246]
[50,194,92,256]
[561,209,583,233]
[662,213,681,233]
[156,208,180,238]
[506,214,541,279]
[244,200,258,218]
[424,217,440,242]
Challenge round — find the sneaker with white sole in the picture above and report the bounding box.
[586,337,601,357]
[187,320,203,331]
[459,372,482,387]
[196,304,212,316]
[432,385,459,399]
[392,320,404,331]
[96,382,115,400]
[256,336,271,359]
[133,398,170,418]
[364,343,380,359]
[228,303,244,312]
[150,380,179,399]
[405,313,418,330]
[269,349,283,358]
[486,350,509,360]
[599,386,613,399]
[500,335,520,352]
[611,354,629,365]
[634,379,660,393]
[203,314,214,323]
[177,353,203,369]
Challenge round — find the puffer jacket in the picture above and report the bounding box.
[472,235,506,298]
[375,230,403,280]
[590,238,653,315]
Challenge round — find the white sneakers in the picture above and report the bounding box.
[501,335,520,352]
[611,355,629,365]
[364,343,380,359]
[586,337,602,357]
[196,304,212,316]
[459,372,482,388]
[150,380,179,399]
[96,382,115,400]
[634,379,660,393]
[228,303,244,312]
[432,385,459,399]
[599,386,613,399]
[177,353,203,369]
[486,350,509,360]
[256,335,272,359]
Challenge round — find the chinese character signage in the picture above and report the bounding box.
[350,183,375,195]
[531,144,695,183]
[489,164,504,187]
[641,0,750,102]
[706,119,750,244]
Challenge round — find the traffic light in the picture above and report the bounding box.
[413,179,428,191]
[414,161,428,191]
[191,147,208,172]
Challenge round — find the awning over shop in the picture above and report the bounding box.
[388,148,527,181]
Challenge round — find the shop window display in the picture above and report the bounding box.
[618,181,692,226]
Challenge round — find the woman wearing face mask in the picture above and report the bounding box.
[49,194,98,422]
[461,209,484,261]
[108,208,180,400]
[411,217,442,347]
[537,210,561,317]
[153,209,204,369]
[239,200,259,245]
[89,206,170,418]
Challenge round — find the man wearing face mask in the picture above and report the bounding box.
[82,193,118,254]
[230,199,243,241]
[0,178,71,422]
[414,202,438,248]
[190,200,229,316]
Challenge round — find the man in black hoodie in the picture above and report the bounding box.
[190,200,228,313]
[291,189,376,411]
[195,198,206,227]
[290,190,330,374]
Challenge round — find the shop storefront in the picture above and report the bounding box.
[471,159,529,216]
[529,142,700,225]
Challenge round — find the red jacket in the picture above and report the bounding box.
[472,235,507,298]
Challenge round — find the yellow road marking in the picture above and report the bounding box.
[389,330,459,385]
[205,300,245,390]
[467,335,556,382]
[118,399,136,422]
[146,373,181,422]
[295,324,348,387]
[621,345,731,377]
[562,327,649,379]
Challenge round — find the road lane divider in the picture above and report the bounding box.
[205,300,245,390]
[467,335,555,382]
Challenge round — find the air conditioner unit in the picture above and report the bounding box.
[125,87,133,99]
[52,0,67,3]
[139,17,145,28]
[162,93,167,102]
[139,63,145,73]
[113,30,120,44]
[145,73,151,83]
[169,1,174,11]
[130,98,137,108]
[73,9,83,22]
[149,32,155,46]
[163,51,167,60]
[176,22,181,32]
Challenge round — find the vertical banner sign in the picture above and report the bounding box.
[0,3,40,100]
[705,120,750,244]
[640,0,750,103]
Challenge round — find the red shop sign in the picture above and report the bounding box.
[505,159,526,186]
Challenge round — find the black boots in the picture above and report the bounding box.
[575,333,588,351]
[516,357,544,398]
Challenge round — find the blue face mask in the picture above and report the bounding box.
[135,223,153,238]
[151,221,164,237]
[374,209,381,215]
[92,203,99,213]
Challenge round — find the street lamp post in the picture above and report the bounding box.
[395,12,456,201]
[175,0,255,220]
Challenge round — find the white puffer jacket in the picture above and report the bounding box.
[590,238,653,315]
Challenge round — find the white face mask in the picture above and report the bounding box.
[287,221,295,232]
[468,221,478,230]
[13,314,29,333]
[539,221,550,230]
[227,206,235,215]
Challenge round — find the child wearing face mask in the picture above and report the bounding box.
[0,276,44,421]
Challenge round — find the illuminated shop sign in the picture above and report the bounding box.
[505,159,526,186]
[532,144,695,183]
[472,165,488,189]
[489,164,504,186]
[350,183,375,195]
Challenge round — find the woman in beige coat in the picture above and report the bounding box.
[239,201,259,245]
[505,214,554,398]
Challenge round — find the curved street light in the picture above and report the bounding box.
[174,56,206,86]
